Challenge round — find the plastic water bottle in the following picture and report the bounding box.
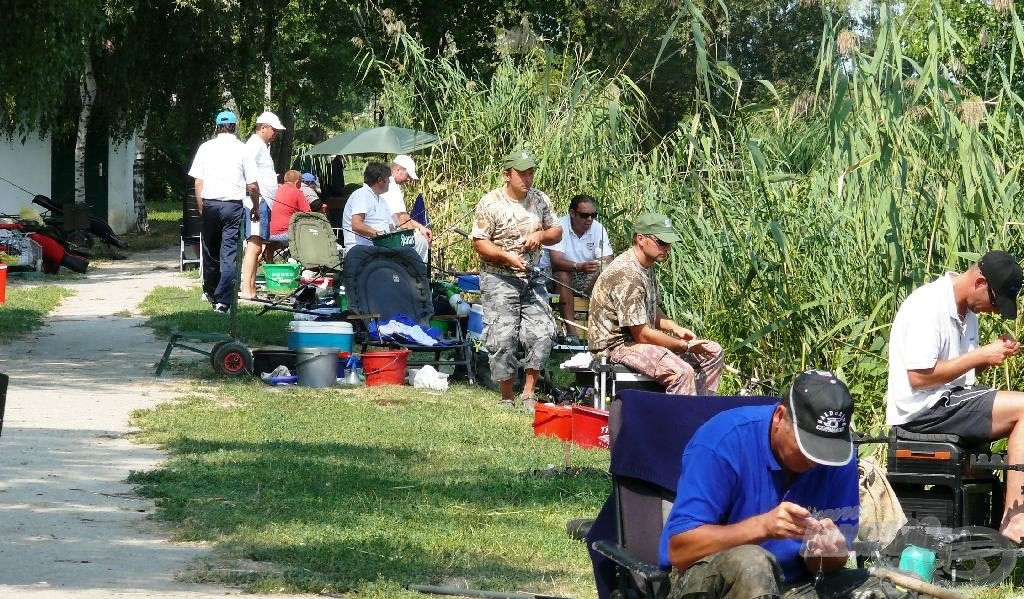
[448,292,470,317]
[342,355,363,386]
[899,545,936,582]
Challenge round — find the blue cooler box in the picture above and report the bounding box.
[288,321,354,352]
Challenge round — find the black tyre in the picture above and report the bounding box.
[211,341,254,377]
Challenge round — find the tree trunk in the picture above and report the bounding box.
[133,116,150,233]
[273,95,294,173]
[74,51,96,206]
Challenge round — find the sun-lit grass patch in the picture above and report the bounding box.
[129,380,608,597]
[0,284,74,343]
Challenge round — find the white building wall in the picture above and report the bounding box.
[106,137,136,234]
[0,134,52,217]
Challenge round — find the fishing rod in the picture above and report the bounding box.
[444,227,592,298]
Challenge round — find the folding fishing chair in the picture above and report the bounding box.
[180,191,202,271]
[586,390,778,599]
[343,245,475,384]
[0,372,8,438]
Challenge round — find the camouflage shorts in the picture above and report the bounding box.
[668,546,902,599]
[479,271,556,382]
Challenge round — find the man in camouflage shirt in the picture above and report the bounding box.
[471,150,563,411]
[588,213,723,395]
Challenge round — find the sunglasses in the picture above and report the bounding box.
[646,234,671,249]
[575,210,598,219]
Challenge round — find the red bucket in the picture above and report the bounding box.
[533,403,573,441]
[572,405,610,449]
[361,349,410,386]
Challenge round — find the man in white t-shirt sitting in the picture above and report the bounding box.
[380,154,431,262]
[545,194,613,342]
[342,162,394,253]
[886,250,1024,541]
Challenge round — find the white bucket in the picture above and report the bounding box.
[296,347,338,388]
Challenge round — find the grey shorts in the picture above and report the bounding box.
[902,386,996,445]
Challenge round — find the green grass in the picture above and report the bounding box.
[128,381,608,597]
[120,198,182,253]
[0,283,74,343]
[140,284,294,347]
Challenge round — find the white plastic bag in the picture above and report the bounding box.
[412,364,449,391]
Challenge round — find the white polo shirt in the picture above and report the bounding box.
[886,272,980,425]
[381,177,407,215]
[545,214,613,263]
[342,184,395,248]
[245,134,278,207]
[188,133,256,201]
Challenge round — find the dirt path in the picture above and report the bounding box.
[0,248,310,598]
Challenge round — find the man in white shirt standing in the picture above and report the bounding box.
[241,111,285,300]
[886,251,1024,540]
[342,162,394,252]
[187,110,258,312]
[545,194,613,342]
[380,154,431,262]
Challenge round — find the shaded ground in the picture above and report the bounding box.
[0,248,311,598]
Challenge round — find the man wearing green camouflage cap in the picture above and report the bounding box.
[471,149,562,412]
[588,212,724,395]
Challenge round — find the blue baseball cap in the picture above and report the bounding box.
[301,172,318,184]
[215,110,238,125]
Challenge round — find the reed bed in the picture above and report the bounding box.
[365,1,1024,427]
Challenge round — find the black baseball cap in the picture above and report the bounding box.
[979,251,1022,320]
[785,370,853,467]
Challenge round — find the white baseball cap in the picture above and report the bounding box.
[394,154,418,180]
[256,111,286,130]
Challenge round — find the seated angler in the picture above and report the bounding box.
[587,213,723,395]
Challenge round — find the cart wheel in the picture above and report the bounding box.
[209,342,227,369]
[212,341,253,377]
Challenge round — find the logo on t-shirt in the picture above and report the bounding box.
[816,410,847,434]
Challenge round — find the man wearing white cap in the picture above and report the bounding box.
[241,110,286,299]
[381,154,431,262]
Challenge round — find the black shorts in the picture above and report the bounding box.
[902,386,996,445]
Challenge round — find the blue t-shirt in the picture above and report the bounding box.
[658,405,859,582]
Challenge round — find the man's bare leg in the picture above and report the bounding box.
[240,237,263,299]
[991,391,1024,541]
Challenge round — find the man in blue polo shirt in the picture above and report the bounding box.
[660,370,876,598]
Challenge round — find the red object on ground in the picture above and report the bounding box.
[0,264,6,304]
[28,232,66,263]
[571,405,610,449]
[362,349,410,386]
[533,403,573,441]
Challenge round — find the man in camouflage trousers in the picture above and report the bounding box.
[588,213,723,395]
[471,149,562,412]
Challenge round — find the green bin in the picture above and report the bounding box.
[373,229,416,250]
[262,263,301,292]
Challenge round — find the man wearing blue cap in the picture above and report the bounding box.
[188,110,258,312]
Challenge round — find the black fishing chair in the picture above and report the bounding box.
[0,372,8,438]
[586,390,778,599]
[180,191,202,271]
[343,245,474,384]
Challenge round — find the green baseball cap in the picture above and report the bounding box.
[502,149,538,171]
[634,212,681,243]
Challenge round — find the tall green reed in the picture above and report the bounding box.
[367,1,1024,427]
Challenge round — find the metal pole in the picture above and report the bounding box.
[406,583,572,599]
